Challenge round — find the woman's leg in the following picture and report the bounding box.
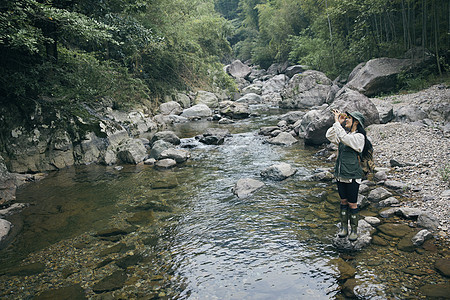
[347,180,360,241]
[336,182,349,237]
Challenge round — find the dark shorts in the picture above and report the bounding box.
[337,179,360,203]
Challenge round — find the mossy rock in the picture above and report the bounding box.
[34,284,86,300]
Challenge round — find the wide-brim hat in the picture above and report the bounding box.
[346,111,365,128]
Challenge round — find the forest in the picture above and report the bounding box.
[1,0,448,109]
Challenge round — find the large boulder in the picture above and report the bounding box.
[332,219,375,251]
[180,104,212,119]
[260,163,297,181]
[394,105,427,122]
[159,101,183,116]
[198,128,231,145]
[194,91,219,108]
[267,62,290,75]
[236,93,262,104]
[226,60,251,79]
[346,57,415,96]
[150,131,180,146]
[267,132,298,146]
[303,88,380,145]
[284,65,309,78]
[280,70,333,109]
[175,92,191,108]
[116,138,147,164]
[149,140,174,160]
[262,74,289,95]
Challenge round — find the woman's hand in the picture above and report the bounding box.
[332,109,346,124]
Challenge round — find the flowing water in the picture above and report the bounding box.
[0,107,448,299]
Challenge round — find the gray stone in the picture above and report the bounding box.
[0,219,11,242]
[411,229,433,246]
[116,139,147,164]
[332,220,374,251]
[151,131,180,146]
[260,163,297,181]
[159,101,183,115]
[233,178,264,198]
[92,270,127,293]
[0,203,28,218]
[199,128,231,145]
[267,132,298,146]
[226,60,251,78]
[235,93,262,104]
[417,212,440,231]
[149,140,174,160]
[280,111,306,124]
[262,74,288,95]
[194,91,219,108]
[377,223,411,237]
[374,171,387,182]
[379,207,400,218]
[368,187,392,202]
[180,104,212,119]
[398,207,421,218]
[384,180,407,190]
[175,93,191,108]
[280,71,332,109]
[364,216,381,226]
[155,159,177,169]
[378,196,400,207]
[242,83,263,95]
[395,105,427,122]
[219,101,250,119]
[284,65,308,78]
[160,149,190,163]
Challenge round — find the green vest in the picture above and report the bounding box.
[335,142,364,179]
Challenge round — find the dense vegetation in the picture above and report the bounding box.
[1,0,448,110]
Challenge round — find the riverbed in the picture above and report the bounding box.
[0,107,448,299]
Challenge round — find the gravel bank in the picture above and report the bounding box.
[367,85,450,238]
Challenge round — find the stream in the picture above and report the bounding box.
[0,106,448,299]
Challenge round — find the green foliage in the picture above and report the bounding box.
[439,164,450,185]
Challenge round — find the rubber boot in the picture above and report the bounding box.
[338,205,349,238]
[348,208,359,241]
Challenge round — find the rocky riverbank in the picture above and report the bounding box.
[368,85,450,238]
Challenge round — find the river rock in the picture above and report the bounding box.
[233,178,264,198]
[411,229,433,246]
[194,91,219,108]
[151,131,180,146]
[259,126,279,136]
[262,74,288,95]
[397,232,416,252]
[180,104,212,119]
[267,62,290,75]
[332,219,374,251]
[280,111,306,124]
[384,180,407,190]
[260,163,296,181]
[284,65,308,78]
[378,196,400,207]
[280,70,332,109]
[235,93,262,104]
[5,262,45,276]
[159,101,183,115]
[116,138,147,164]
[160,149,190,163]
[377,223,411,237]
[242,83,263,95]
[435,258,450,278]
[0,203,28,217]
[395,105,427,122]
[226,59,251,79]
[34,284,86,300]
[329,257,356,280]
[420,283,450,298]
[155,159,177,169]
[266,132,297,146]
[115,254,143,269]
[368,187,392,202]
[341,278,357,298]
[379,207,400,218]
[346,57,415,96]
[149,140,174,160]
[92,270,128,293]
[0,219,11,243]
[364,216,381,226]
[417,212,440,231]
[397,207,421,218]
[199,128,230,145]
[219,101,250,119]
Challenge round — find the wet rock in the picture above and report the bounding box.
[259,126,279,136]
[401,267,429,276]
[417,212,440,231]
[95,227,134,238]
[180,104,212,119]
[116,139,147,164]
[397,233,417,252]
[367,187,392,203]
[341,278,357,298]
[160,149,190,163]
[332,220,374,251]
[435,258,450,277]
[397,207,421,219]
[155,159,177,169]
[364,216,381,226]
[100,243,129,256]
[357,194,370,209]
[143,235,159,246]
[127,211,155,225]
[92,270,128,293]
[419,283,450,298]
[151,131,181,146]
[232,178,264,198]
[311,170,334,182]
[199,128,230,145]
[144,158,156,165]
[34,284,86,300]
[149,140,174,160]
[5,262,45,276]
[377,223,411,237]
[330,258,356,280]
[411,229,433,246]
[115,254,143,269]
[261,163,296,181]
[372,235,388,246]
[267,132,298,146]
[0,219,11,243]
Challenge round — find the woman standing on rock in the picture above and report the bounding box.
[326,110,370,241]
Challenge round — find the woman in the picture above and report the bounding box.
[326,110,370,241]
